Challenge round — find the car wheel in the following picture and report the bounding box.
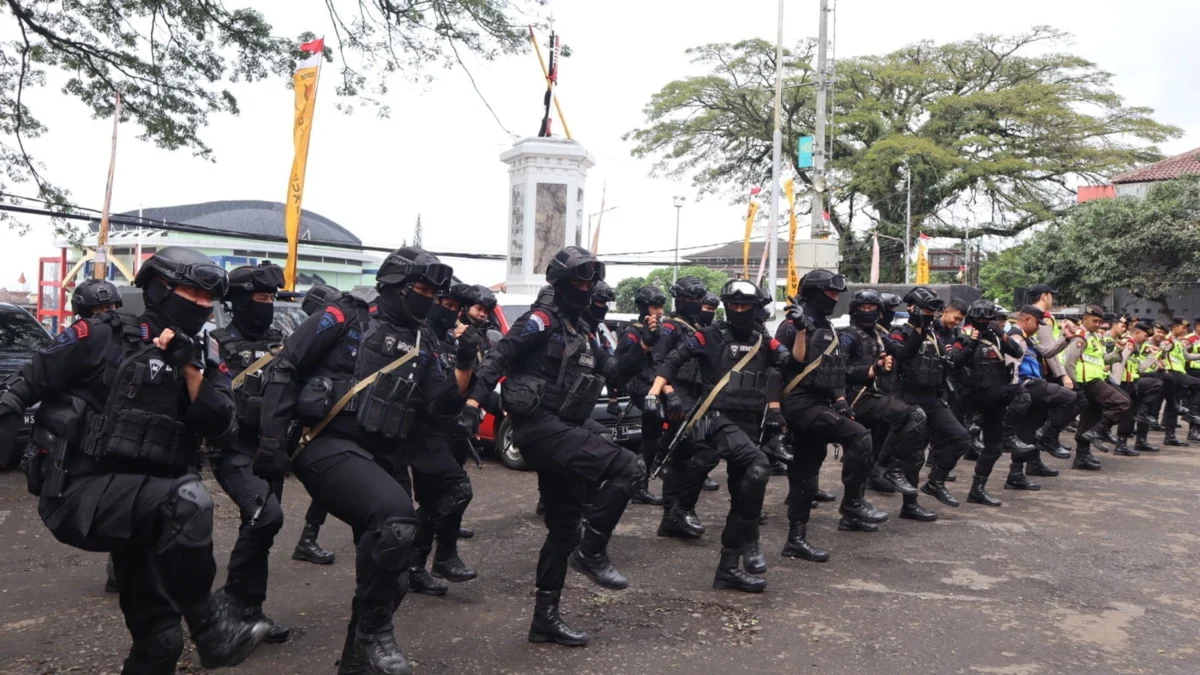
[496,417,528,471]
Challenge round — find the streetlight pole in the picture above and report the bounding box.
[672,196,686,290]
[767,0,785,315]
[904,161,912,284]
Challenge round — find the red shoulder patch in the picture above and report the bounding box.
[533,310,550,324]
[71,321,90,339]
[695,331,706,346]
[218,361,231,374]
[889,332,903,341]
[769,338,781,351]
[327,306,346,322]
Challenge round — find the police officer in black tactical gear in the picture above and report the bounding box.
[463,246,643,648]
[697,290,723,492]
[0,246,269,674]
[958,300,1037,508]
[646,279,786,593]
[260,246,472,675]
[778,271,887,562]
[454,283,498,541]
[879,292,903,328]
[208,262,291,643]
[652,276,719,538]
[892,286,972,510]
[290,283,342,565]
[615,284,669,505]
[406,282,480,597]
[840,290,932,521]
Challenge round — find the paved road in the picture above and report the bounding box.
[2,436,1198,675]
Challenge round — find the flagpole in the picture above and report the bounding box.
[94,91,121,280]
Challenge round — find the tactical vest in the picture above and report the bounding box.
[295,296,369,424]
[618,322,654,399]
[210,324,282,431]
[900,332,946,389]
[970,338,1009,389]
[848,324,897,392]
[799,326,847,392]
[350,316,425,440]
[502,306,604,424]
[665,316,704,389]
[77,313,195,472]
[710,328,769,412]
[1074,334,1108,384]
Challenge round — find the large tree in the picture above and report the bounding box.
[995,177,1200,315]
[1,0,543,233]
[626,27,1180,281]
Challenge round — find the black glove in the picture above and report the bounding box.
[253,437,290,479]
[787,307,810,332]
[832,398,854,419]
[664,390,685,421]
[763,407,786,435]
[161,332,196,368]
[641,320,661,347]
[606,400,622,417]
[457,405,483,437]
[642,395,663,418]
[456,326,483,368]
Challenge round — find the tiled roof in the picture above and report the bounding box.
[1111,148,1200,184]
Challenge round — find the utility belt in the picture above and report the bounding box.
[502,374,605,424]
[80,409,191,471]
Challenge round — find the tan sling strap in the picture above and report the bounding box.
[295,332,422,453]
[230,348,280,390]
[676,336,762,437]
[784,328,840,395]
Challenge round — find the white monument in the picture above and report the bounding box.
[500,137,595,296]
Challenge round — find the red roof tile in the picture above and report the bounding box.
[1111,147,1200,184]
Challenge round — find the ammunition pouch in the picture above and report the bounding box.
[715,371,769,411]
[970,361,1008,390]
[675,360,703,387]
[355,370,417,440]
[902,353,945,388]
[690,412,717,442]
[805,353,848,391]
[234,372,266,428]
[501,376,543,417]
[27,397,90,498]
[545,374,605,424]
[84,409,190,471]
[296,377,335,423]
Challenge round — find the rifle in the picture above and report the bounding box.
[464,437,483,469]
[650,396,704,480]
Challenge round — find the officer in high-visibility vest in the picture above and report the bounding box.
[1115,320,1164,454]
[1062,305,1130,471]
[1145,323,1187,446]
[1165,318,1200,440]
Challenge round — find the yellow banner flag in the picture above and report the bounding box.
[283,39,324,291]
[785,179,800,299]
[916,234,930,284]
[742,187,761,278]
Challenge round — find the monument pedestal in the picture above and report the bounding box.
[500,137,595,296]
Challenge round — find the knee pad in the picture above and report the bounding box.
[434,479,474,518]
[686,446,719,473]
[129,621,184,672]
[608,455,646,493]
[1007,391,1032,416]
[369,517,417,571]
[904,406,927,434]
[846,432,873,462]
[745,460,771,487]
[159,478,213,552]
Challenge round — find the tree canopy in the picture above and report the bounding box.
[626,27,1181,282]
[1,0,543,233]
[981,177,1200,313]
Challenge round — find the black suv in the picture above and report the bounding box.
[0,303,53,468]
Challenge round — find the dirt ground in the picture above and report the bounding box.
[2,435,1199,675]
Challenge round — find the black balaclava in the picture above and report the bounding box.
[554,282,592,317]
[145,281,211,336]
[377,282,433,327]
[851,306,880,330]
[880,307,897,328]
[726,305,757,337]
[426,301,459,334]
[697,308,716,326]
[804,290,838,317]
[676,299,703,322]
[231,293,274,337]
[584,302,609,331]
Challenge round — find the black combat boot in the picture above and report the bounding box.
[1078,427,1114,453]
[241,603,291,644]
[105,554,119,593]
[1035,424,1073,459]
[657,506,704,539]
[881,465,918,496]
[351,605,412,675]
[740,518,767,575]
[713,547,767,593]
[631,476,664,506]
[1163,430,1190,447]
[701,477,720,492]
[967,476,1002,507]
[838,515,879,532]
[1073,447,1102,471]
[780,521,830,562]
[185,592,270,670]
[1004,463,1041,491]
[921,467,960,507]
[1025,454,1060,477]
[528,589,590,647]
[458,527,475,539]
[293,523,336,565]
[966,425,984,461]
[408,547,448,596]
[1189,423,1200,442]
[814,488,837,502]
[1112,437,1140,457]
[866,465,897,494]
[899,496,938,522]
[839,493,889,524]
[432,538,477,583]
[769,460,789,476]
[570,525,629,590]
[1134,430,1160,453]
[1150,420,1165,432]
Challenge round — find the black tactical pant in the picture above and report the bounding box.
[640,406,665,471]
[899,389,969,474]
[1076,379,1131,449]
[1170,371,1200,415]
[211,444,284,608]
[781,392,872,524]
[1118,378,1164,437]
[292,435,418,664]
[409,432,473,559]
[1148,372,1181,431]
[966,384,1029,479]
[1017,379,1076,444]
[854,389,925,478]
[39,472,216,674]
[304,500,328,527]
[511,411,641,592]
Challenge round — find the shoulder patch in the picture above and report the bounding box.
[522,310,550,336]
[47,326,78,352]
[318,307,346,334]
[71,320,90,339]
[140,323,150,340]
[694,331,706,346]
[662,322,676,333]
[769,338,782,351]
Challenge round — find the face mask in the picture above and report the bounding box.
[697,310,716,326]
[585,303,609,331]
[555,283,593,315]
[921,313,935,328]
[154,290,212,336]
[426,302,458,332]
[236,300,275,336]
[676,299,703,320]
[807,293,838,316]
[377,286,433,325]
[852,308,880,328]
[880,310,896,327]
[726,308,756,334]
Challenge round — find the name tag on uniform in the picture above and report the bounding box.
[578,353,595,368]
[730,344,753,355]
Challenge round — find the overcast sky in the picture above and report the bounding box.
[2,0,1197,289]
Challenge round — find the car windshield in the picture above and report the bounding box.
[0,308,53,352]
[272,305,309,334]
[502,304,530,330]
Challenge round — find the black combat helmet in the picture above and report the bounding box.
[879,292,902,327]
[465,285,498,312]
[721,279,767,334]
[799,269,846,316]
[71,278,123,317]
[301,284,342,316]
[903,286,945,312]
[670,276,708,322]
[592,280,616,304]
[703,291,721,308]
[226,262,284,297]
[849,289,882,329]
[134,246,229,301]
[966,299,998,326]
[634,286,668,315]
[375,246,453,325]
[545,246,605,313]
